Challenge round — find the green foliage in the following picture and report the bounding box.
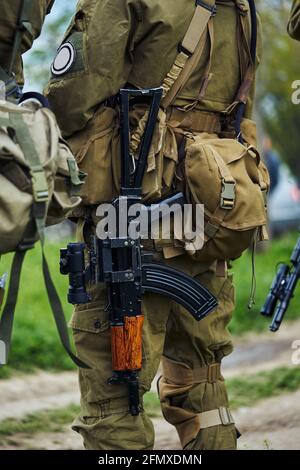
[144,391,162,418]
[228,367,300,409]
[0,404,79,442]
[0,241,74,378]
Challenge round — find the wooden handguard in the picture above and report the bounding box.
[111,315,144,371]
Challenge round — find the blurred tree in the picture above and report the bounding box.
[256,0,300,181]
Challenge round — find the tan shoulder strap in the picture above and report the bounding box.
[181,0,217,55]
[161,0,217,110]
[130,1,217,155]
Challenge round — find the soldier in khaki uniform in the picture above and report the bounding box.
[0,0,263,452]
[288,0,300,40]
[45,0,263,451]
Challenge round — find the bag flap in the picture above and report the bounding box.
[185,136,268,230]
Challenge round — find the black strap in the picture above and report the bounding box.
[41,246,90,369]
[47,0,56,14]
[248,0,258,64]
[0,251,26,364]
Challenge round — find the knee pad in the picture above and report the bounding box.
[158,356,236,449]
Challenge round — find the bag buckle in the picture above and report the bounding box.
[219,406,234,426]
[31,168,49,202]
[220,179,236,210]
[196,1,217,17]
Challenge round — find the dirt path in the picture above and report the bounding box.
[222,318,300,377]
[0,371,79,421]
[1,389,300,450]
[0,319,299,449]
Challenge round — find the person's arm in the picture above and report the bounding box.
[288,0,300,40]
[45,0,141,137]
[0,0,55,84]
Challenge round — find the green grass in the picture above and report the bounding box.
[0,232,299,376]
[228,366,300,409]
[1,366,300,444]
[0,404,79,442]
[144,390,162,418]
[0,241,74,378]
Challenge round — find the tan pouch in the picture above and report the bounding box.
[67,105,179,206]
[184,119,270,262]
[128,105,178,202]
[67,106,119,205]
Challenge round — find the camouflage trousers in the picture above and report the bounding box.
[70,247,237,450]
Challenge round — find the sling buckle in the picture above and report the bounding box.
[196,0,217,16]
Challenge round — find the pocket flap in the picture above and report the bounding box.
[69,304,110,333]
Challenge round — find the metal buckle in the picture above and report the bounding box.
[219,407,234,426]
[196,0,217,16]
[220,179,236,210]
[31,168,49,202]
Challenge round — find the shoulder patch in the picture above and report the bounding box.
[51,43,76,77]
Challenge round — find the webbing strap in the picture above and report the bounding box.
[130,1,216,152]
[207,145,235,182]
[46,0,56,14]
[181,0,216,55]
[162,356,223,386]
[0,251,26,364]
[167,108,221,134]
[199,407,235,429]
[161,0,216,110]
[41,246,89,368]
[10,114,49,204]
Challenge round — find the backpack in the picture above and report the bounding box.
[0,97,83,254]
[0,94,88,367]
